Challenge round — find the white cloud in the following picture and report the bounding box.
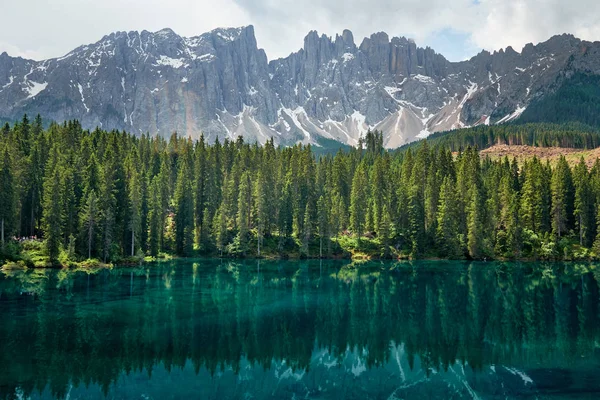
[1,0,599,62]
[0,0,251,59]
[469,0,600,53]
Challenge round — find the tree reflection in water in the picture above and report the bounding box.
[1,260,599,399]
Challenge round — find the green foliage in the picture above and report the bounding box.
[349,163,368,237]
[3,115,600,264]
[400,122,600,152]
[519,73,600,128]
[436,177,460,258]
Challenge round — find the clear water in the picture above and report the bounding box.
[1,260,600,399]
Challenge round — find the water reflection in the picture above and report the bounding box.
[1,260,599,399]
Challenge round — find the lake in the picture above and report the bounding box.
[1,260,600,399]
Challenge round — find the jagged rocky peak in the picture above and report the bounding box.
[154,27,177,37]
[210,26,251,42]
[0,27,597,148]
[334,29,357,56]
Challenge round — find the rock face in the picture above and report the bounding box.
[0,27,597,147]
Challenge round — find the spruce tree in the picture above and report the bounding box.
[128,168,142,256]
[0,147,14,249]
[302,201,314,257]
[255,170,268,257]
[193,135,207,246]
[147,177,161,258]
[436,176,460,258]
[42,167,63,261]
[551,156,574,238]
[236,172,252,255]
[573,157,594,246]
[379,203,391,257]
[174,159,194,256]
[467,184,485,259]
[99,149,118,263]
[349,163,368,237]
[317,194,329,258]
[79,190,99,259]
[213,203,228,256]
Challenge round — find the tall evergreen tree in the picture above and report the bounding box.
[174,159,194,256]
[349,163,368,237]
[147,177,161,258]
[128,167,142,256]
[235,172,252,255]
[551,156,574,238]
[79,190,99,259]
[436,176,460,258]
[317,194,329,258]
[573,158,594,246]
[42,167,63,261]
[467,184,485,259]
[0,147,14,249]
[255,170,268,257]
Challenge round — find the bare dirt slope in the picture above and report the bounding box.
[480,145,600,168]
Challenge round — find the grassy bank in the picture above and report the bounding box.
[3,229,600,270]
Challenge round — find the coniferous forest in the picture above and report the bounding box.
[3,115,600,265]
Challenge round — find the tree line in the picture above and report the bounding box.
[2,115,600,263]
[519,72,600,128]
[407,122,600,152]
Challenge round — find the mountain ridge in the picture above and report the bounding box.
[0,26,596,147]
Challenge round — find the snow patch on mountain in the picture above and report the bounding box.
[24,81,47,99]
[78,84,89,113]
[342,53,354,62]
[155,56,187,69]
[1,76,14,90]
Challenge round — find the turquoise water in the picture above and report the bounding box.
[1,260,600,399]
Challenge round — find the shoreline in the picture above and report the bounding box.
[3,253,599,271]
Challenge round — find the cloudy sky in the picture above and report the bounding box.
[2,0,600,62]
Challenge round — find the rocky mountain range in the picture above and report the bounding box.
[0,26,597,148]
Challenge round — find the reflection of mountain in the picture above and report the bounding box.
[1,260,599,399]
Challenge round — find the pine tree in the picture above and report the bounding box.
[157,154,171,252]
[147,177,161,258]
[370,156,387,235]
[467,184,485,259]
[83,152,100,196]
[551,156,574,238]
[0,147,14,249]
[573,157,594,246]
[255,170,268,257]
[128,167,142,256]
[495,171,522,258]
[520,158,551,234]
[42,166,63,261]
[213,203,228,256]
[317,194,329,258]
[302,201,314,257]
[436,176,460,258]
[236,171,252,255]
[99,149,118,263]
[379,203,391,257]
[79,190,99,259]
[193,135,207,246]
[349,163,368,237]
[174,159,194,256]
[61,165,77,244]
[407,166,426,255]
